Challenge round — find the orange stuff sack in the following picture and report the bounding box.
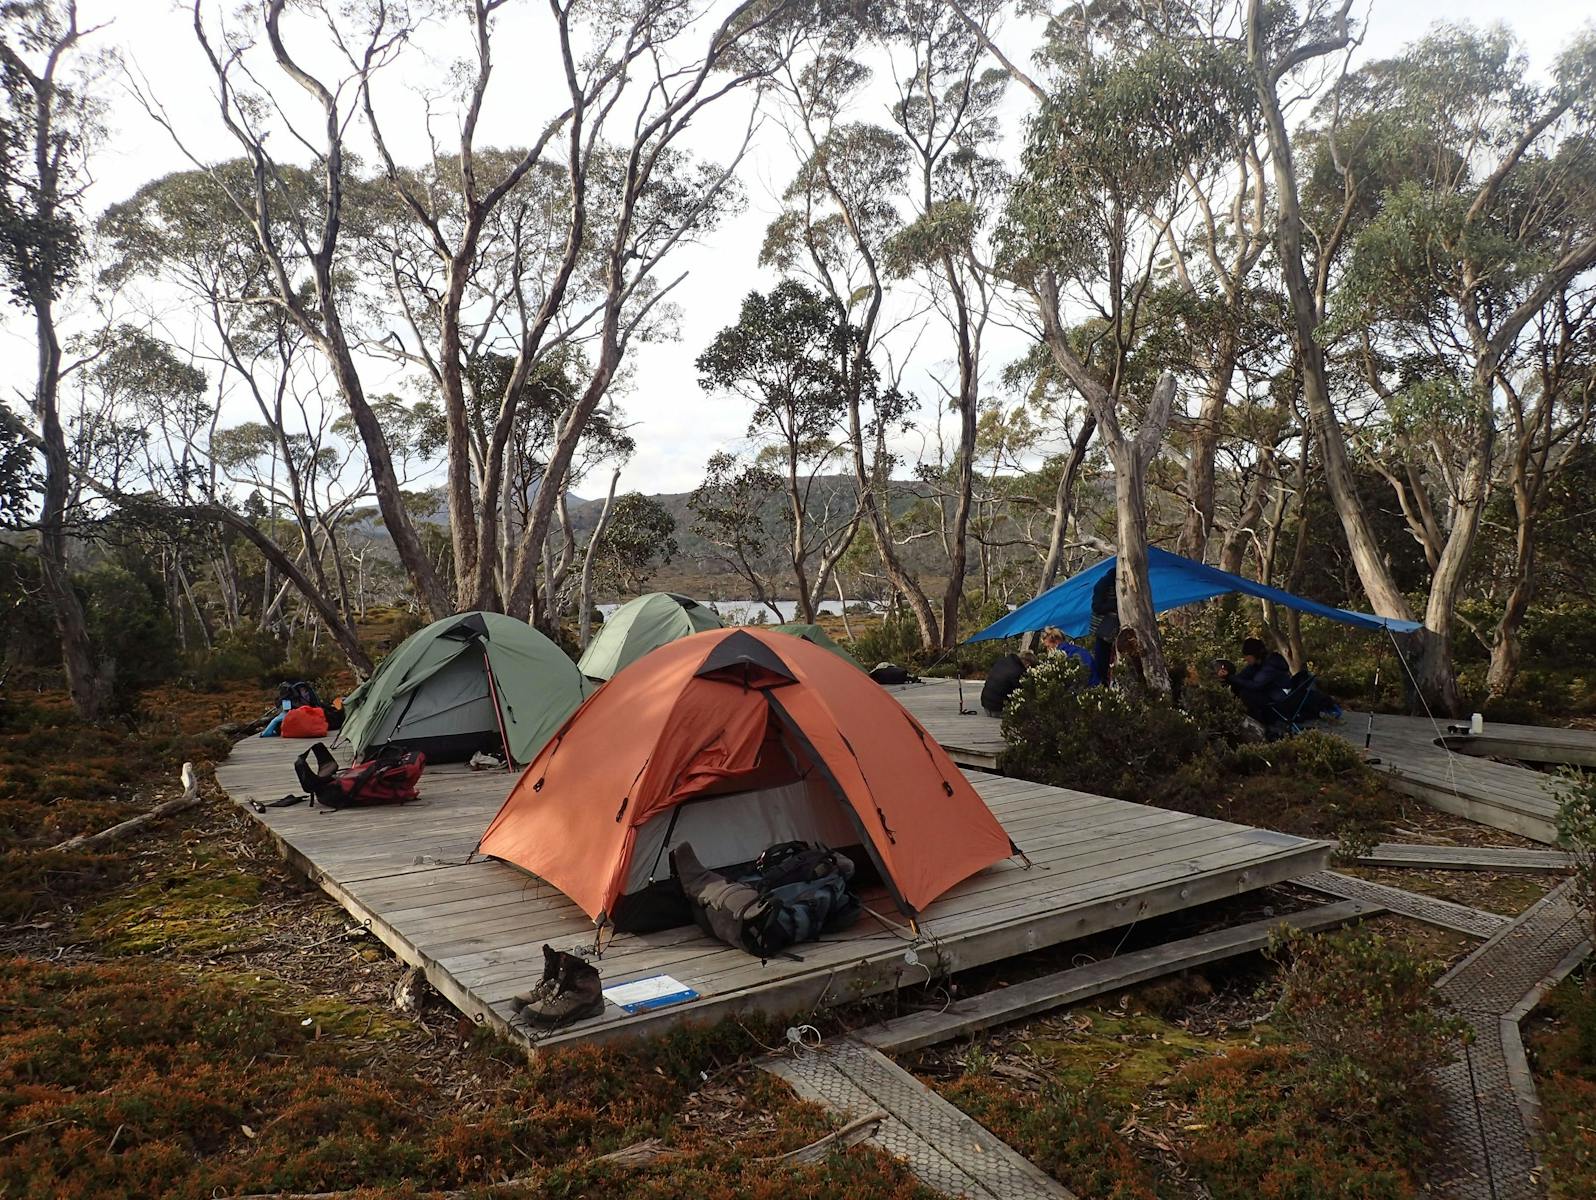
[281,704,330,739]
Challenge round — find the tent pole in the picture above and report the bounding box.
[482,647,514,769]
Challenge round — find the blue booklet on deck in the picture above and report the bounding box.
[601,974,699,1014]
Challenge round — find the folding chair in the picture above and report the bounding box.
[1266,670,1320,737]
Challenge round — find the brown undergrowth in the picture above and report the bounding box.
[0,955,935,1199]
[0,684,937,1199]
[1525,974,1596,1199]
[0,680,269,924]
[913,927,1466,1200]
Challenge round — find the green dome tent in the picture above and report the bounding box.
[577,593,723,681]
[340,611,585,765]
[769,622,863,669]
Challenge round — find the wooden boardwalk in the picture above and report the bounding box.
[216,735,1328,1051]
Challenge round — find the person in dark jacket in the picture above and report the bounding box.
[1088,566,1118,686]
[1228,637,1292,722]
[981,650,1038,717]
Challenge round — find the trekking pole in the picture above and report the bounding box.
[1365,664,1380,753]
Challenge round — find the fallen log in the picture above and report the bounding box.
[50,763,202,853]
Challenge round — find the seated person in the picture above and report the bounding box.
[1226,637,1292,723]
[981,650,1038,718]
[1040,625,1094,668]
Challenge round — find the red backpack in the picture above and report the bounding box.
[281,705,329,738]
[293,743,424,810]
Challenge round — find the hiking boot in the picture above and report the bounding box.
[511,944,603,1027]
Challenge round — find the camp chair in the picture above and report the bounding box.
[1267,670,1320,737]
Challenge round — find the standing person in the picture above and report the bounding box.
[1088,566,1119,686]
[981,650,1038,718]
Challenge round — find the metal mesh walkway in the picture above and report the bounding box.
[1430,881,1589,1199]
[764,1038,1075,1199]
[1300,870,1510,938]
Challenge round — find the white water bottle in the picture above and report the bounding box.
[1471,712,1484,735]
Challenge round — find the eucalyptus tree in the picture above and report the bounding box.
[1484,287,1595,693]
[995,10,1252,691]
[140,0,454,616]
[687,451,788,621]
[761,2,943,647]
[100,165,394,671]
[878,0,1008,645]
[353,0,572,614]
[497,0,801,629]
[0,0,107,716]
[1256,2,1596,711]
[696,280,862,622]
[575,488,677,647]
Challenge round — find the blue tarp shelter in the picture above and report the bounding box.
[969,546,1422,643]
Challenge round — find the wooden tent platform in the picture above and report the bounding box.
[885,680,1585,845]
[1333,711,1572,844]
[1439,719,1596,769]
[216,735,1328,1051]
[882,680,1007,769]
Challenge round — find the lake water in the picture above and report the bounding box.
[594,598,881,624]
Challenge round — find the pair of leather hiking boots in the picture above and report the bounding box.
[510,944,603,1027]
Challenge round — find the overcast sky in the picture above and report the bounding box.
[4,0,1594,497]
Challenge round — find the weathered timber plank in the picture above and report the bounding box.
[856,899,1380,1053]
[1354,843,1572,873]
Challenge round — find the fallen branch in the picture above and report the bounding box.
[757,1109,887,1165]
[221,1111,886,1199]
[226,1175,540,1200]
[593,1137,684,1167]
[50,763,202,853]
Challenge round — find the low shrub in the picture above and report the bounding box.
[1233,729,1368,779]
[938,1074,1167,1200]
[1000,656,1213,806]
[0,958,927,1200]
[846,610,926,671]
[1170,1045,1427,1199]
[999,657,1404,847]
[1269,927,1468,1096]
[1525,975,1596,1199]
[1555,769,1596,948]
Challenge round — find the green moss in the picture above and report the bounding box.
[76,860,263,955]
[1026,1008,1253,1110]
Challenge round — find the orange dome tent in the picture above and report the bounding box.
[477,628,1020,932]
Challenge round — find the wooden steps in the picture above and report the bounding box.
[1353,842,1572,873]
[856,899,1378,1053]
[1299,870,1508,938]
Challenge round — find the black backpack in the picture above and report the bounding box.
[869,663,916,685]
[672,840,861,962]
[278,680,323,710]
